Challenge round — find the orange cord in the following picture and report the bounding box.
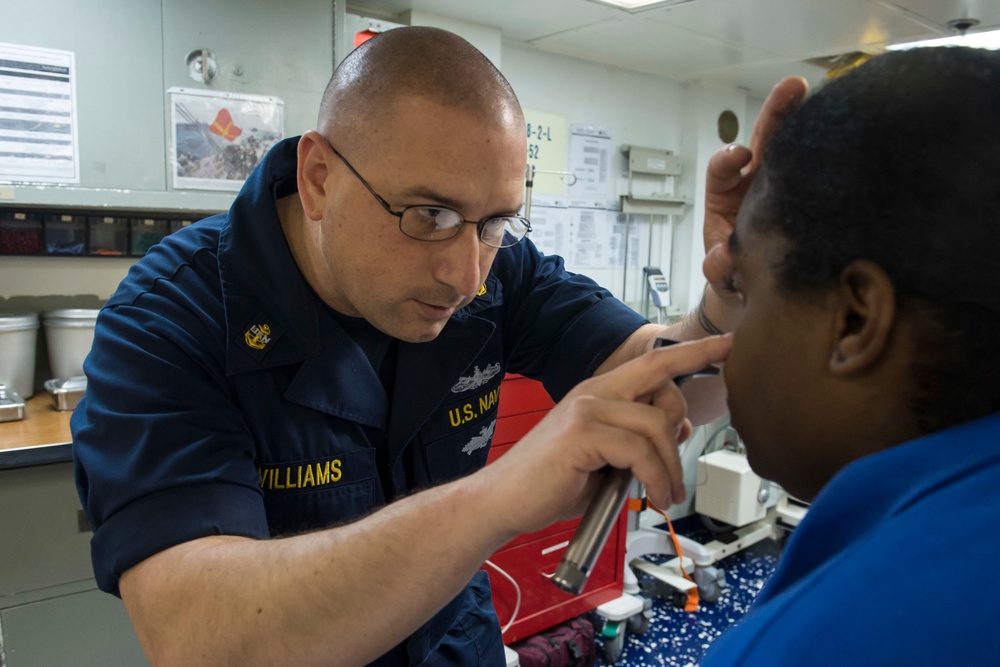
[648,500,700,612]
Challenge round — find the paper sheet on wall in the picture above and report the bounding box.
[525,196,572,259]
[610,213,640,269]
[568,125,611,200]
[520,119,633,271]
[570,208,638,269]
[0,42,80,184]
[528,199,636,271]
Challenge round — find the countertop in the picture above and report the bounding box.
[0,394,73,469]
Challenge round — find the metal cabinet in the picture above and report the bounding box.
[1,589,146,667]
[0,462,147,666]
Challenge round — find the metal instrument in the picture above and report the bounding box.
[552,338,720,595]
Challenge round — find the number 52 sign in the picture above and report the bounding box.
[522,108,567,196]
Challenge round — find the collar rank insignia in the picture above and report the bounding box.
[236,313,284,361]
[245,323,271,350]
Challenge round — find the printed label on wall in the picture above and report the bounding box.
[523,108,567,197]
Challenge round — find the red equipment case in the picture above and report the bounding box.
[483,374,629,645]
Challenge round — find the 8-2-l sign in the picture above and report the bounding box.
[522,108,567,196]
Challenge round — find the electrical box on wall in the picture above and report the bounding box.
[620,144,690,215]
[625,145,682,177]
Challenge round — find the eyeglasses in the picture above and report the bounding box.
[325,139,532,249]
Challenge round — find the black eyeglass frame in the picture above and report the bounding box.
[325,139,532,249]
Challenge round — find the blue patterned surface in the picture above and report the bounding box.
[596,524,784,666]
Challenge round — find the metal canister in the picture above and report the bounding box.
[0,312,40,399]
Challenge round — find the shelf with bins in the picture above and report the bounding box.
[0,206,217,258]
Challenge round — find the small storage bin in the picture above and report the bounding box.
[44,376,88,412]
[129,217,169,256]
[44,213,87,255]
[0,211,43,255]
[87,216,129,256]
[0,312,40,398]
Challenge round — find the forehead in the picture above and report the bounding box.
[388,94,523,147]
[375,97,524,175]
[365,97,526,209]
[731,178,770,259]
[730,177,797,287]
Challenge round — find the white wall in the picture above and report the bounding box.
[674,82,751,312]
[501,42,687,312]
[403,10,503,68]
[0,257,133,301]
[502,43,762,316]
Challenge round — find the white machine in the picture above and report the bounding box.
[623,424,808,605]
[647,273,670,308]
[641,266,674,323]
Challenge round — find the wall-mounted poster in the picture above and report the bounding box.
[169,88,283,191]
[0,42,79,184]
[522,108,568,197]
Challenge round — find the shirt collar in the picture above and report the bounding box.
[219,136,320,375]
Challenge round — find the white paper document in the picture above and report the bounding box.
[0,42,79,184]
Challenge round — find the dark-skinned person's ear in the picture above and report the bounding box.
[827,260,897,375]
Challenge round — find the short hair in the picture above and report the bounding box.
[754,46,1000,433]
[317,26,523,147]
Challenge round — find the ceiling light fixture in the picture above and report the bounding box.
[888,18,1000,51]
[588,0,703,14]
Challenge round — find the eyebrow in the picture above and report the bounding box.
[397,185,524,219]
[396,185,467,211]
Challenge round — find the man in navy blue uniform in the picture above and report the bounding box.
[73,27,801,666]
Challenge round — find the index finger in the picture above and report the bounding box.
[580,334,732,402]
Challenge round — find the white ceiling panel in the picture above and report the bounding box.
[880,0,1000,31]
[345,0,1000,96]
[530,16,778,79]
[637,0,934,57]
[693,59,830,94]
[347,0,624,41]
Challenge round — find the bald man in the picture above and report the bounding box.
[73,27,803,666]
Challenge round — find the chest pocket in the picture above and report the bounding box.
[258,447,380,535]
[420,376,503,483]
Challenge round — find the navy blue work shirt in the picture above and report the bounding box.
[72,137,646,665]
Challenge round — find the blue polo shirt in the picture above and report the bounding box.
[700,411,1000,666]
[72,137,646,665]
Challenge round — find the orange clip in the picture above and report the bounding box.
[627,497,648,513]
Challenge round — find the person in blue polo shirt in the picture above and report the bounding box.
[72,27,801,666]
[699,46,1000,665]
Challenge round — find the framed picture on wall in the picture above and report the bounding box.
[168,88,284,191]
